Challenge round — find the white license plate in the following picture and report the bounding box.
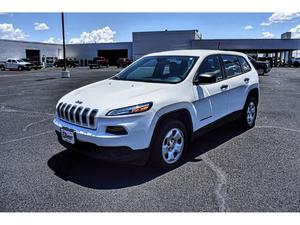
[61,127,75,144]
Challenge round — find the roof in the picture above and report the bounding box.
[146,49,247,57]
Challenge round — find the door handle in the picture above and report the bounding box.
[220,84,228,90]
[244,78,250,84]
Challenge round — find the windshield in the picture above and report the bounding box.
[112,56,198,84]
[16,59,25,63]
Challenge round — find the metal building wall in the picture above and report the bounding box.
[132,30,199,60]
[0,39,62,61]
[66,42,133,60]
[191,39,300,51]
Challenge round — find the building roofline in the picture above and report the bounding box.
[0,38,62,45]
[67,41,132,45]
[195,38,300,41]
[133,29,199,34]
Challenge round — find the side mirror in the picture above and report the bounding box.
[193,73,216,84]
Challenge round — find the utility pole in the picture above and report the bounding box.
[61,12,70,78]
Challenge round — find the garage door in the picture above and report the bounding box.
[26,49,41,62]
[98,49,128,66]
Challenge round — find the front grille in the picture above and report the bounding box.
[56,102,98,129]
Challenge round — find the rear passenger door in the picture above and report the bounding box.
[221,55,251,113]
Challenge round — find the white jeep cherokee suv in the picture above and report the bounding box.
[54,50,259,170]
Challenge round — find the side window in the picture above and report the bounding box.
[197,55,223,82]
[238,56,251,73]
[221,55,242,78]
[12,60,16,63]
[8,59,11,63]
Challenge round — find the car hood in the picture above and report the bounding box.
[59,79,175,113]
[19,62,31,65]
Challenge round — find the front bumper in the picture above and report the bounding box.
[55,131,149,165]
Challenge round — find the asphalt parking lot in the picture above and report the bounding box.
[0,67,299,212]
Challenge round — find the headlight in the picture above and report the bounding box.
[106,102,153,116]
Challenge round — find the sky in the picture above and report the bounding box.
[0,13,300,44]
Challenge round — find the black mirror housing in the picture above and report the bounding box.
[194,73,216,84]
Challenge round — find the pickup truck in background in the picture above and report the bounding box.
[54,58,79,68]
[288,57,300,67]
[117,58,132,68]
[248,56,271,75]
[89,57,110,69]
[0,58,32,71]
[22,58,43,70]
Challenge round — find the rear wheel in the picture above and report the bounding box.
[0,66,5,71]
[240,97,258,129]
[149,119,188,170]
[294,61,300,68]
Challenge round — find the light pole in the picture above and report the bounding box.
[61,12,70,78]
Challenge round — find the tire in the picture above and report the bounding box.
[149,119,188,170]
[0,66,5,71]
[89,66,93,69]
[240,97,258,129]
[17,66,23,71]
[257,68,264,75]
[293,61,300,68]
[106,64,109,68]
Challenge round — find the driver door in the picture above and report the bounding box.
[193,55,229,126]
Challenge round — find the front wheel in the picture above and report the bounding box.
[149,119,188,170]
[240,97,258,129]
[17,66,23,71]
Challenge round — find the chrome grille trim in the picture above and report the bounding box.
[56,102,98,129]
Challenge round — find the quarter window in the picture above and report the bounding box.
[238,56,251,73]
[221,55,242,78]
[197,55,223,82]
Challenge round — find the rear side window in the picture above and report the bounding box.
[238,56,251,73]
[221,55,242,78]
[197,55,223,82]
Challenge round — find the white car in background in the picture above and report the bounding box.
[54,50,259,170]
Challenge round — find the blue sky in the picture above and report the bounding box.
[0,13,300,43]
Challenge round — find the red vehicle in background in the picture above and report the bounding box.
[117,58,132,68]
[89,57,110,69]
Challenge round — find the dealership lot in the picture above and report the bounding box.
[0,67,299,212]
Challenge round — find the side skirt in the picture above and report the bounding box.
[191,110,243,141]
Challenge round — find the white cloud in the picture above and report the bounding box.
[261,31,275,39]
[34,22,50,31]
[244,25,253,30]
[44,37,62,44]
[69,26,116,44]
[260,12,300,26]
[0,23,26,40]
[289,24,300,38]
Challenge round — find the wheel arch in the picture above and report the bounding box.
[152,105,195,143]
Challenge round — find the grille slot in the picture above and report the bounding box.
[57,102,63,117]
[89,109,98,127]
[75,107,83,124]
[69,105,77,122]
[82,108,90,125]
[64,104,71,121]
[60,103,67,119]
[56,102,98,129]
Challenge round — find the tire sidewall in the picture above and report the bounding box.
[149,119,188,170]
[242,97,258,129]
